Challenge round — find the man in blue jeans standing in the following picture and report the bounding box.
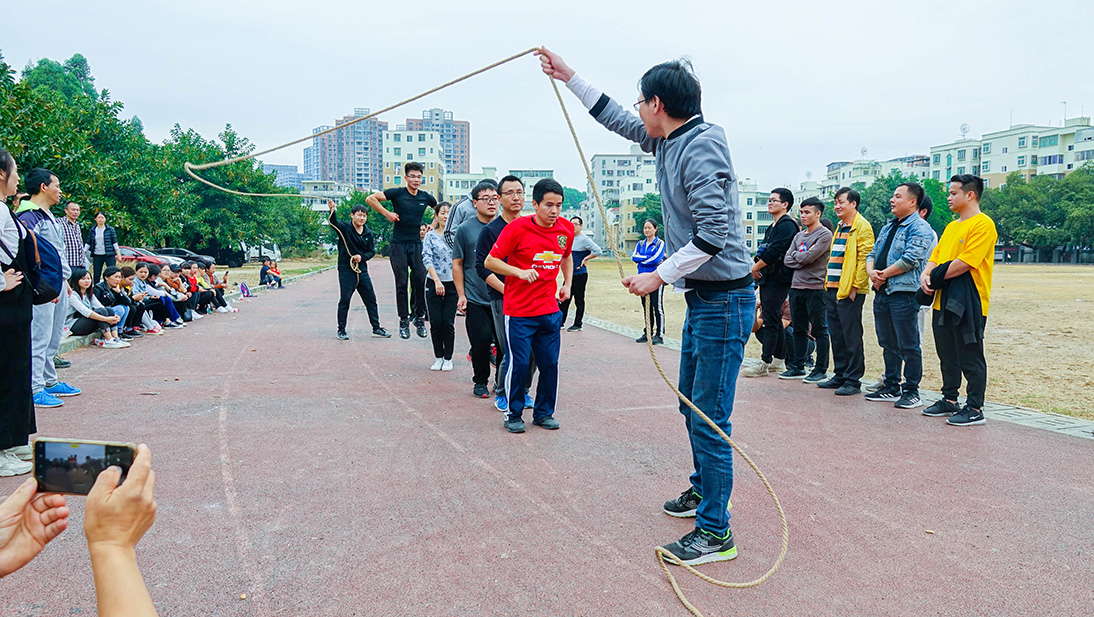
[541,48,754,566]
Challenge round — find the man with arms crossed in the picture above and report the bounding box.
[542,48,753,566]
[920,175,997,426]
[484,178,573,434]
[367,162,436,340]
[781,197,833,382]
[864,183,935,408]
[453,180,500,399]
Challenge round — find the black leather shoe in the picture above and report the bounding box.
[532,416,559,430]
[817,378,843,389]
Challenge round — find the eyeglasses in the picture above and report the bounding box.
[406,174,423,180]
[501,190,524,197]
[476,196,500,204]
[633,99,646,111]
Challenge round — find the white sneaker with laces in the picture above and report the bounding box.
[192,313,203,320]
[742,361,770,378]
[0,451,32,477]
[430,358,444,371]
[770,358,787,373]
[441,359,453,371]
[216,307,229,313]
[104,339,127,349]
[6,445,32,461]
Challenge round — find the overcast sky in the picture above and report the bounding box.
[5,0,1093,192]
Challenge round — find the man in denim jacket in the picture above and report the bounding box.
[864,183,935,409]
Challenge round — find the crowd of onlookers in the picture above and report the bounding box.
[0,158,255,479]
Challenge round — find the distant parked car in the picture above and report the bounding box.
[146,250,185,267]
[118,246,169,267]
[242,241,281,263]
[157,247,216,267]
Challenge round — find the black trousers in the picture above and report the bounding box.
[560,272,589,328]
[789,288,829,373]
[933,316,988,409]
[426,279,458,359]
[189,290,214,314]
[825,288,865,387]
[92,254,116,284]
[389,241,426,323]
[758,283,791,364]
[464,301,496,386]
[337,269,380,331]
[70,308,114,336]
[640,285,664,337]
[0,267,35,451]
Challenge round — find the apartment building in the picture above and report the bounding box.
[382,129,445,201]
[404,108,471,174]
[444,166,497,201]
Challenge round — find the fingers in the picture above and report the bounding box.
[30,492,66,514]
[89,465,122,500]
[123,444,152,490]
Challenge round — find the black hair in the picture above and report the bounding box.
[68,268,91,298]
[134,262,149,272]
[570,215,583,225]
[643,218,659,230]
[0,149,15,180]
[179,261,191,269]
[918,194,933,219]
[835,187,860,207]
[170,263,184,272]
[639,58,702,120]
[25,168,57,197]
[435,201,451,212]
[771,187,794,208]
[119,266,136,278]
[949,174,984,200]
[404,161,425,175]
[350,204,368,215]
[819,217,836,232]
[102,266,122,279]
[800,196,824,214]
[897,182,925,207]
[471,179,498,200]
[147,264,161,277]
[498,175,523,193]
[532,178,564,204]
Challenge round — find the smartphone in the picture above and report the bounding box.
[33,438,136,495]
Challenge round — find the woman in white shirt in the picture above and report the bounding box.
[66,268,127,348]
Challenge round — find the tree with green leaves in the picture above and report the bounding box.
[637,192,662,229]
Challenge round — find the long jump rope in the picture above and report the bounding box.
[185,47,788,617]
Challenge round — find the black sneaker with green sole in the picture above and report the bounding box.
[661,528,738,566]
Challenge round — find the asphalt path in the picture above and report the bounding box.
[2,261,1091,616]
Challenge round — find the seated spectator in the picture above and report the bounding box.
[140,264,184,328]
[182,262,214,316]
[202,263,235,313]
[162,264,198,321]
[0,444,161,617]
[114,267,149,337]
[123,265,164,335]
[65,268,128,348]
[259,258,282,288]
[93,267,139,341]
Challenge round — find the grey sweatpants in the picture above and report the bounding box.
[489,298,535,397]
[31,292,68,393]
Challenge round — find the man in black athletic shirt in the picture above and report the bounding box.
[328,199,389,340]
[367,162,436,339]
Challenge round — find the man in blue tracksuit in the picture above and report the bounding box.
[631,219,666,344]
[541,48,754,566]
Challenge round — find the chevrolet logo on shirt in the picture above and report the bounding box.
[533,251,562,264]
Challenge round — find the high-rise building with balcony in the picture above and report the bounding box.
[301,109,387,191]
[405,108,470,174]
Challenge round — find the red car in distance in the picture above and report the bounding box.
[118,246,170,267]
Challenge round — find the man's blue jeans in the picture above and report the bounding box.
[873,291,922,394]
[678,286,755,535]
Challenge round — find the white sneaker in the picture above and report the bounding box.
[116,339,131,348]
[92,338,107,347]
[5,445,32,461]
[430,358,444,371]
[441,359,453,371]
[104,339,127,349]
[216,307,229,313]
[742,361,770,377]
[770,358,787,373]
[0,451,32,477]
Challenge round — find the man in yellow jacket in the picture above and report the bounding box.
[817,187,875,396]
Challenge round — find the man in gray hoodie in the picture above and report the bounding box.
[541,48,753,567]
[782,197,833,382]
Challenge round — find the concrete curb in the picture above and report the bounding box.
[582,313,1094,441]
[57,265,336,355]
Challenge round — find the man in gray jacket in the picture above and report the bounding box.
[541,48,753,567]
[782,197,833,382]
[16,168,81,408]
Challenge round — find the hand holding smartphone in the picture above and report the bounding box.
[33,439,136,496]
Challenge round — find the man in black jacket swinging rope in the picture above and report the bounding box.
[329,199,390,341]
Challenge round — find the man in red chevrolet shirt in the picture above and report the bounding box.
[485,178,574,433]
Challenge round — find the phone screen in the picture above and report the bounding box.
[34,441,135,495]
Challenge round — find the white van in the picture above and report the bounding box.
[240,241,281,263]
